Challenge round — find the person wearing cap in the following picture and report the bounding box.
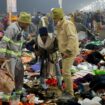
[52,8,79,97]
[0,12,31,92]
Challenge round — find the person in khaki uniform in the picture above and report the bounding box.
[52,8,79,97]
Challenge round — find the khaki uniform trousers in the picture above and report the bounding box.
[62,56,75,96]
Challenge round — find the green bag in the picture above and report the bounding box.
[93,69,105,75]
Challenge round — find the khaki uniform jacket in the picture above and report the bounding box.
[56,19,79,57]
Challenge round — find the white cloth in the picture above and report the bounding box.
[41,16,47,27]
[100,48,105,55]
[37,33,55,50]
[77,31,87,41]
[80,97,101,105]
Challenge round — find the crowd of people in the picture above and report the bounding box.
[0,8,105,105]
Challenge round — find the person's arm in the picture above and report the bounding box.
[48,37,58,54]
[4,26,15,40]
[0,26,15,57]
[64,21,78,56]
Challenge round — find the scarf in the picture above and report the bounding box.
[37,33,55,49]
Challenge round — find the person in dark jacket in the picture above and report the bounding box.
[26,27,62,89]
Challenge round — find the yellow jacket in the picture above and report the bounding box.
[56,19,79,56]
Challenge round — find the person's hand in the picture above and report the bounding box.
[62,50,72,59]
[62,53,70,59]
[101,95,105,101]
[35,51,40,56]
[27,34,32,41]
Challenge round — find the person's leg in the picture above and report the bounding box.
[49,62,54,77]
[55,62,62,88]
[15,59,24,90]
[62,56,75,96]
[49,53,62,88]
[40,59,45,84]
[40,59,49,89]
[7,58,17,80]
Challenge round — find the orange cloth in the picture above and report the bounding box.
[11,15,18,21]
[18,102,34,105]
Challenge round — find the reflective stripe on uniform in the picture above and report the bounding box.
[3,36,24,46]
[3,36,10,42]
[0,48,7,53]
[0,48,22,57]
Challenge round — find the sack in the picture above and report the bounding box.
[0,60,15,93]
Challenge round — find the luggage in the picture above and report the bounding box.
[0,59,15,93]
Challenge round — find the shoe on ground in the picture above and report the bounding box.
[58,91,74,100]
